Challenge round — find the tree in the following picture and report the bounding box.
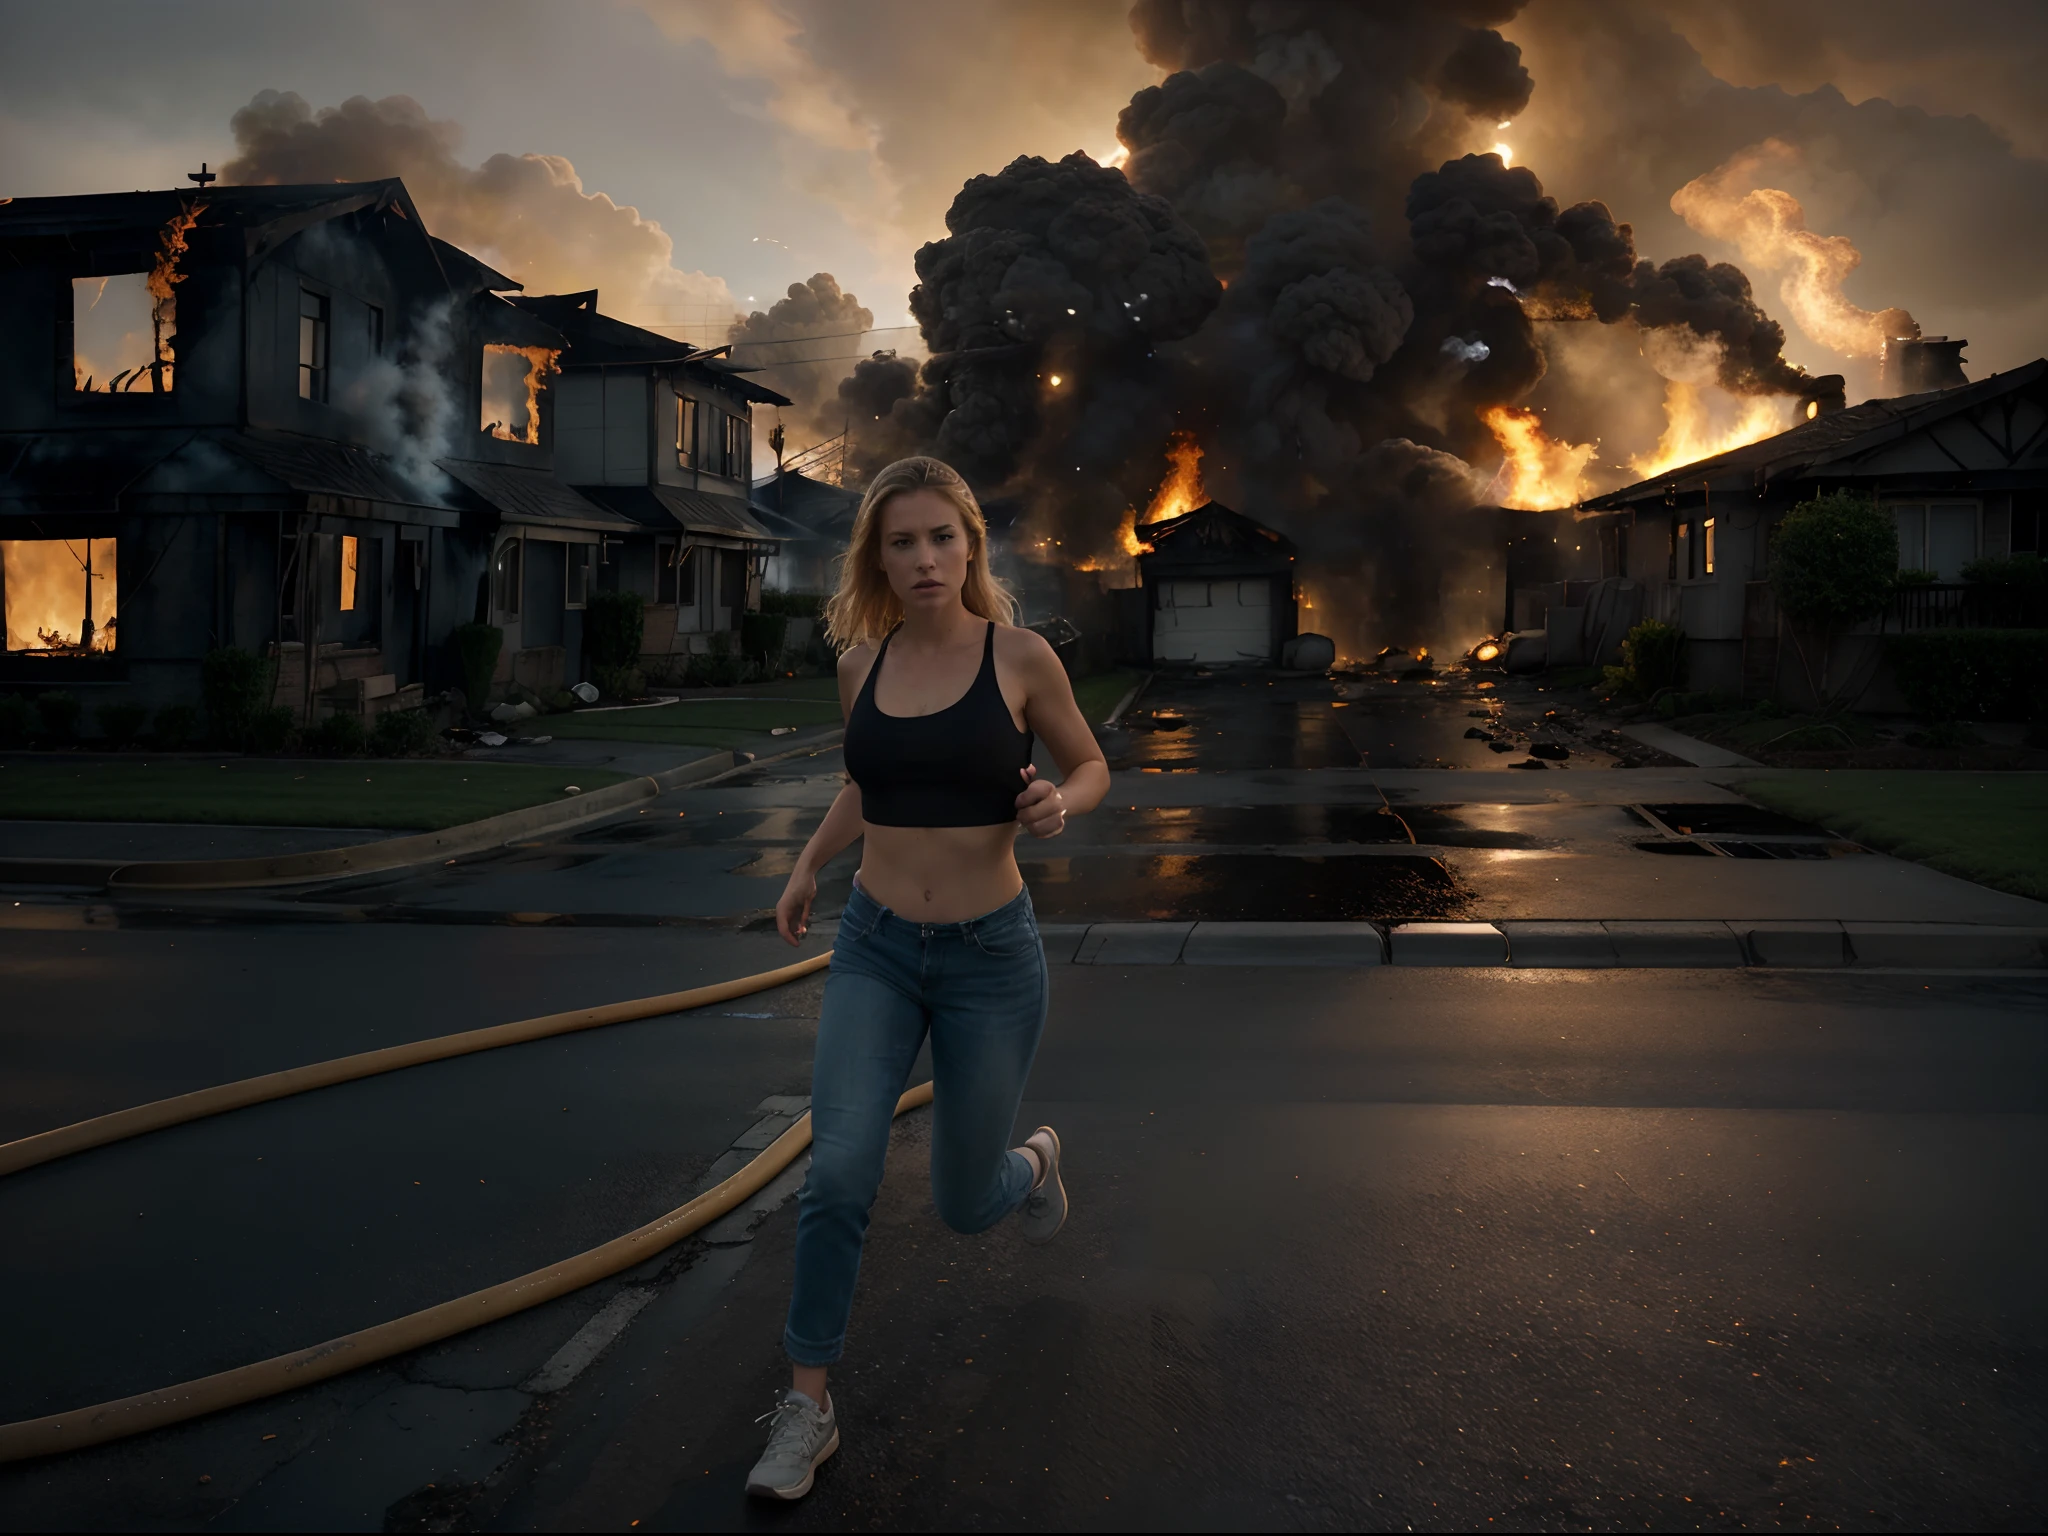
[1768,491,1897,709]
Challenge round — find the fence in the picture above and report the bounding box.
[1890,583,2048,632]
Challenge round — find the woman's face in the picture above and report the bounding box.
[877,488,973,615]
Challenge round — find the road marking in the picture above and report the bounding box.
[522,1287,656,1394]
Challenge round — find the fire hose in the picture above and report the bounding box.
[0,949,930,1464]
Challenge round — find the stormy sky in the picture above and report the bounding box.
[3,0,2042,448]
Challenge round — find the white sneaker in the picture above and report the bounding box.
[745,1389,838,1500]
[1018,1126,1067,1245]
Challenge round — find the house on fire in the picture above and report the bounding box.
[1101,500,1299,666]
[0,179,786,726]
[1576,355,2048,703]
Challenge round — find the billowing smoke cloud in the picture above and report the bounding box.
[221,91,734,328]
[727,273,882,449]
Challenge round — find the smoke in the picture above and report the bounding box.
[221,91,734,330]
[1670,139,1916,359]
[727,273,880,447]
[341,296,462,494]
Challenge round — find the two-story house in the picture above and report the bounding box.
[0,179,646,724]
[509,293,789,668]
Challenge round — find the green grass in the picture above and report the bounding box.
[545,695,844,748]
[1073,668,1145,725]
[1735,770,2048,901]
[0,759,633,830]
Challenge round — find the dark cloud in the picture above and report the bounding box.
[728,273,876,444]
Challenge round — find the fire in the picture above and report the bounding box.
[1480,405,1596,510]
[144,201,203,392]
[1628,382,1794,480]
[1473,640,1501,662]
[1076,506,1153,572]
[1671,141,1914,359]
[482,345,562,444]
[1144,430,1206,523]
[2,538,118,652]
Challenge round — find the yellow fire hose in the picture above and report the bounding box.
[0,949,933,1464]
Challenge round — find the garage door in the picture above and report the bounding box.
[1153,579,1273,663]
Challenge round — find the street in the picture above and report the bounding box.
[1,667,2043,1531]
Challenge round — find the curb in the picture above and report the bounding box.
[0,732,843,894]
[1054,919,2048,970]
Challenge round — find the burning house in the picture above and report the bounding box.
[1579,355,2048,702]
[0,180,784,728]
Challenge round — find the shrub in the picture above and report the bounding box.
[1770,491,1897,706]
[307,711,367,756]
[584,590,646,672]
[1883,629,2048,722]
[1894,568,1939,587]
[36,691,82,743]
[96,701,149,748]
[450,623,504,716]
[758,590,825,618]
[591,663,645,699]
[0,693,38,747]
[201,647,273,749]
[370,708,437,757]
[1607,619,1686,698]
[741,611,789,660]
[1958,552,2047,586]
[246,705,297,754]
[153,704,200,749]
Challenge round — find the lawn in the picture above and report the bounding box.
[1073,668,1146,725]
[544,692,845,749]
[1735,770,2048,901]
[0,759,632,830]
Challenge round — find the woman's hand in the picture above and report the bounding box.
[1015,764,1068,839]
[776,867,819,946]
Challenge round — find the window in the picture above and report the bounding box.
[1702,517,1716,576]
[657,541,700,606]
[2012,494,2042,555]
[492,539,522,618]
[719,547,746,609]
[1675,520,1692,579]
[2,537,117,652]
[723,412,748,478]
[676,395,699,468]
[566,544,594,609]
[298,287,330,401]
[367,304,385,357]
[339,535,359,611]
[71,274,172,393]
[1890,501,1980,580]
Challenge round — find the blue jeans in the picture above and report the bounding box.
[784,880,1049,1366]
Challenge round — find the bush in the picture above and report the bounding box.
[685,651,748,687]
[1958,552,2047,586]
[153,704,200,749]
[306,711,367,756]
[1606,619,1686,698]
[246,705,297,754]
[758,590,825,618]
[1894,568,1939,587]
[36,691,82,743]
[1883,629,2048,722]
[591,663,646,699]
[0,693,38,747]
[1770,492,1897,706]
[370,708,437,757]
[451,623,504,716]
[741,611,789,660]
[201,647,273,749]
[96,701,149,748]
[584,590,645,672]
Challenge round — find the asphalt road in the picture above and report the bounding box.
[0,665,2042,1531]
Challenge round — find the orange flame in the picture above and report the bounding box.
[1628,382,1793,481]
[3,538,118,652]
[1480,406,1596,510]
[1144,430,1206,523]
[142,202,202,394]
[482,345,562,444]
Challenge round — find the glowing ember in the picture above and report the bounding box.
[1480,405,1596,510]
[482,345,562,444]
[1474,641,1501,662]
[1144,430,1206,523]
[1628,382,1793,480]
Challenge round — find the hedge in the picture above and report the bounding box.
[1883,629,2048,721]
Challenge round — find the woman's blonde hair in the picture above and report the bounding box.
[822,455,1017,650]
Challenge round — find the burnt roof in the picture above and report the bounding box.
[1584,358,2048,510]
[511,292,793,406]
[1137,500,1296,568]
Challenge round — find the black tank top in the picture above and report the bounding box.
[843,622,1035,827]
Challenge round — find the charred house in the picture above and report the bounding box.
[0,180,786,724]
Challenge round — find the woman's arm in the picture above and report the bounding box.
[1008,630,1111,839]
[774,643,875,945]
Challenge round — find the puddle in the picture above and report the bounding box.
[1097,805,1416,845]
[1018,852,1468,921]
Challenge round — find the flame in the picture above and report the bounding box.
[1628,381,1794,480]
[1491,142,1514,167]
[1144,430,1206,523]
[1076,506,1154,572]
[482,345,562,444]
[144,202,203,393]
[1671,140,1914,359]
[3,538,118,652]
[1480,406,1596,510]
[1474,641,1502,662]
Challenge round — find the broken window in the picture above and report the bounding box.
[676,395,699,468]
[481,345,560,443]
[1,538,117,652]
[339,535,359,612]
[492,539,522,618]
[299,287,330,401]
[566,544,593,609]
[69,205,200,394]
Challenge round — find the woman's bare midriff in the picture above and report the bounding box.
[856,822,1023,922]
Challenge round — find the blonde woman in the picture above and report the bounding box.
[746,456,1110,1500]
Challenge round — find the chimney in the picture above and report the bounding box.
[1882,336,1968,396]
